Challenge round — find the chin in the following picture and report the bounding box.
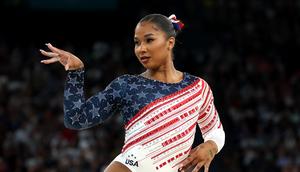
[141,64,151,69]
[142,64,160,70]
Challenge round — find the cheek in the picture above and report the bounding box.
[134,47,138,56]
[155,44,168,57]
[152,41,168,53]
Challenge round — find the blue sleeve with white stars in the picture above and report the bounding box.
[63,69,125,130]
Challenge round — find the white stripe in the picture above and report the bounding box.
[124,86,203,145]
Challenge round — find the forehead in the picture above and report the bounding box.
[134,22,163,37]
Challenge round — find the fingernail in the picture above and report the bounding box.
[40,60,45,63]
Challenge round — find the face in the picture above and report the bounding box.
[134,21,175,70]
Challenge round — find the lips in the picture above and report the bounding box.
[140,56,150,63]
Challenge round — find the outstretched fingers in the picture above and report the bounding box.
[41,57,60,64]
[45,43,63,54]
[40,49,59,58]
[40,49,60,64]
[39,43,83,70]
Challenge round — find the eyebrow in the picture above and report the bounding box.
[144,33,154,37]
[134,33,155,40]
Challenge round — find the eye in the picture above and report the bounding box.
[134,40,140,46]
[146,38,154,43]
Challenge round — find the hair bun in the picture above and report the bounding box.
[168,14,185,31]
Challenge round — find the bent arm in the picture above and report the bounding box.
[63,69,123,130]
[197,82,225,153]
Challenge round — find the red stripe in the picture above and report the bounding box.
[200,111,217,131]
[124,79,202,130]
[202,110,216,125]
[151,125,196,159]
[144,90,200,125]
[161,122,197,147]
[122,117,180,152]
[218,121,222,128]
[172,147,192,168]
[203,121,218,135]
[198,100,214,123]
[142,105,200,146]
[197,98,213,121]
[198,112,207,120]
[141,89,196,125]
[125,88,204,144]
[200,84,211,110]
[201,113,217,135]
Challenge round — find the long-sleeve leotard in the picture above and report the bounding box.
[63,69,225,171]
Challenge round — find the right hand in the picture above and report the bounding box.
[40,43,84,71]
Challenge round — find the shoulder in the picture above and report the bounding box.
[110,74,141,85]
[185,72,211,88]
[114,74,140,82]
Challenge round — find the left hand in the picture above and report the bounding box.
[40,43,84,71]
[178,141,218,172]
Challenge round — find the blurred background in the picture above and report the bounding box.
[0,0,300,171]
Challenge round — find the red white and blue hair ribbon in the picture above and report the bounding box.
[168,14,184,31]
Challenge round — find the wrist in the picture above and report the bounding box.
[68,65,84,71]
[205,140,218,155]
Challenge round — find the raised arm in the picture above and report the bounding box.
[40,43,124,130]
[63,69,124,130]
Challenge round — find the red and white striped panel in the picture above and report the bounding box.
[120,78,216,171]
[197,84,223,137]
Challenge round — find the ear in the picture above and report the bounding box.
[167,37,175,50]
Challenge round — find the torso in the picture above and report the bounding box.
[114,72,207,171]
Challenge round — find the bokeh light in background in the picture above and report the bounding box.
[0,0,300,172]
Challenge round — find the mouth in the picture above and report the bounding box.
[140,56,150,63]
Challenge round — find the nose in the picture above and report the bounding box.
[137,42,147,54]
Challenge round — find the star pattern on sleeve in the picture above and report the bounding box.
[117,77,128,86]
[112,89,122,98]
[73,100,82,109]
[130,83,139,90]
[103,104,112,113]
[70,113,81,124]
[161,84,170,91]
[64,71,198,128]
[91,105,101,119]
[132,101,140,112]
[64,88,73,99]
[69,77,80,86]
[153,92,164,99]
[79,119,93,128]
[138,92,147,99]
[144,83,154,89]
[64,71,126,129]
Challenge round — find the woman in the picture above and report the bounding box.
[40,14,225,172]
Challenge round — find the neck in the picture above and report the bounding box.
[143,61,183,83]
